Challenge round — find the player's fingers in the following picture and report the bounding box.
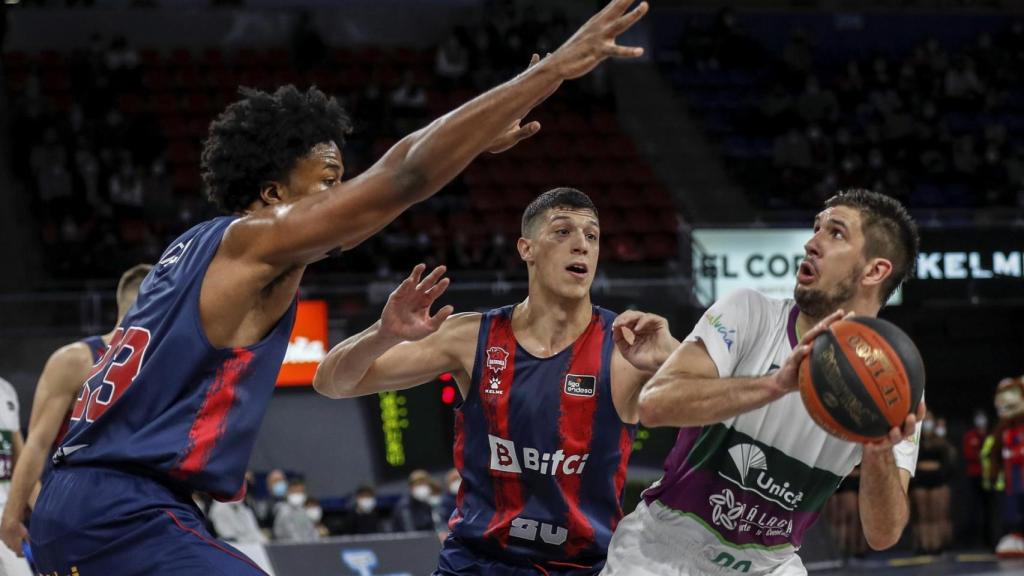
[604,42,644,59]
[416,265,447,292]
[401,263,426,291]
[606,1,648,36]
[529,53,541,68]
[512,121,541,142]
[424,277,451,302]
[613,310,641,328]
[428,304,455,329]
[916,400,927,420]
[597,0,637,20]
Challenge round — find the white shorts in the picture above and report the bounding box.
[601,501,807,576]
[0,543,32,576]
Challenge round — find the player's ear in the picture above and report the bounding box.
[259,182,286,206]
[861,257,892,288]
[517,236,533,263]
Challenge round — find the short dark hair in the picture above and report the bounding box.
[116,263,152,313]
[201,85,353,213]
[824,189,919,304]
[521,187,598,237]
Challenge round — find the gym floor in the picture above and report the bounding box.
[810,552,1024,575]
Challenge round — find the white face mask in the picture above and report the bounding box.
[449,480,461,495]
[305,506,323,523]
[975,415,988,429]
[412,484,432,502]
[922,420,935,434]
[356,497,376,513]
[935,426,947,438]
[287,492,307,508]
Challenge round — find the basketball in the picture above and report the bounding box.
[798,317,925,443]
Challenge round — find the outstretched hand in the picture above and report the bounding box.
[771,309,849,395]
[380,264,454,342]
[613,310,676,373]
[547,0,649,81]
[488,54,544,154]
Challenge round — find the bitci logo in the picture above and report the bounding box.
[563,374,596,397]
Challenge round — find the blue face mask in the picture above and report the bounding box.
[271,480,288,498]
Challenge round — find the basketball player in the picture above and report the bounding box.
[314,188,679,575]
[0,375,29,576]
[0,264,150,559]
[29,2,649,574]
[602,189,925,576]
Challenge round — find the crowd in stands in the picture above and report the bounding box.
[195,467,462,545]
[4,1,676,282]
[662,9,1024,212]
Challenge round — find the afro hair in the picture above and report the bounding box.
[200,85,353,213]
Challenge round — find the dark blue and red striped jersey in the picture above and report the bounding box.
[57,216,297,500]
[448,305,635,570]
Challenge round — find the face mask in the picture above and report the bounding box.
[287,492,307,508]
[429,494,442,507]
[935,426,946,438]
[412,485,432,502]
[975,415,988,429]
[271,480,287,498]
[305,506,323,523]
[449,480,461,495]
[356,497,376,513]
[922,420,935,434]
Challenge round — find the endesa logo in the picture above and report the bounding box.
[488,435,589,476]
[563,374,596,397]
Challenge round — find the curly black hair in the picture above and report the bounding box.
[200,85,353,213]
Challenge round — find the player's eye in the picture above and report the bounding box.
[323,178,338,187]
[586,233,598,241]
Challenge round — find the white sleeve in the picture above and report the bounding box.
[892,420,922,476]
[684,289,762,378]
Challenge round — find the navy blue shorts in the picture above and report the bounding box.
[434,535,602,576]
[29,466,267,576]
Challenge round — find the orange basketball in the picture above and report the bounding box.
[798,317,925,443]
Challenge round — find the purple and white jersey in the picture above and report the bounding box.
[638,289,919,573]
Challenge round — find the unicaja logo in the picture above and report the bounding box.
[705,313,736,351]
[723,444,805,511]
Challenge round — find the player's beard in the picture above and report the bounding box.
[794,263,861,320]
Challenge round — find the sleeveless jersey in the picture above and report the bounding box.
[449,305,635,570]
[57,216,297,500]
[642,289,921,574]
[51,335,108,456]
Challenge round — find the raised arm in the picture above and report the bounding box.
[313,265,480,399]
[1,342,94,555]
[227,0,649,268]
[638,310,846,428]
[610,311,681,424]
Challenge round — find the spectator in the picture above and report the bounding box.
[964,409,994,548]
[911,412,956,554]
[304,497,329,538]
[254,468,288,529]
[439,468,460,525]
[392,469,436,532]
[340,485,389,535]
[435,33,469,86]
[273,477,320,543]
[208,498,266,545]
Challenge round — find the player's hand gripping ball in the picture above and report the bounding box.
[798,317,925,443]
